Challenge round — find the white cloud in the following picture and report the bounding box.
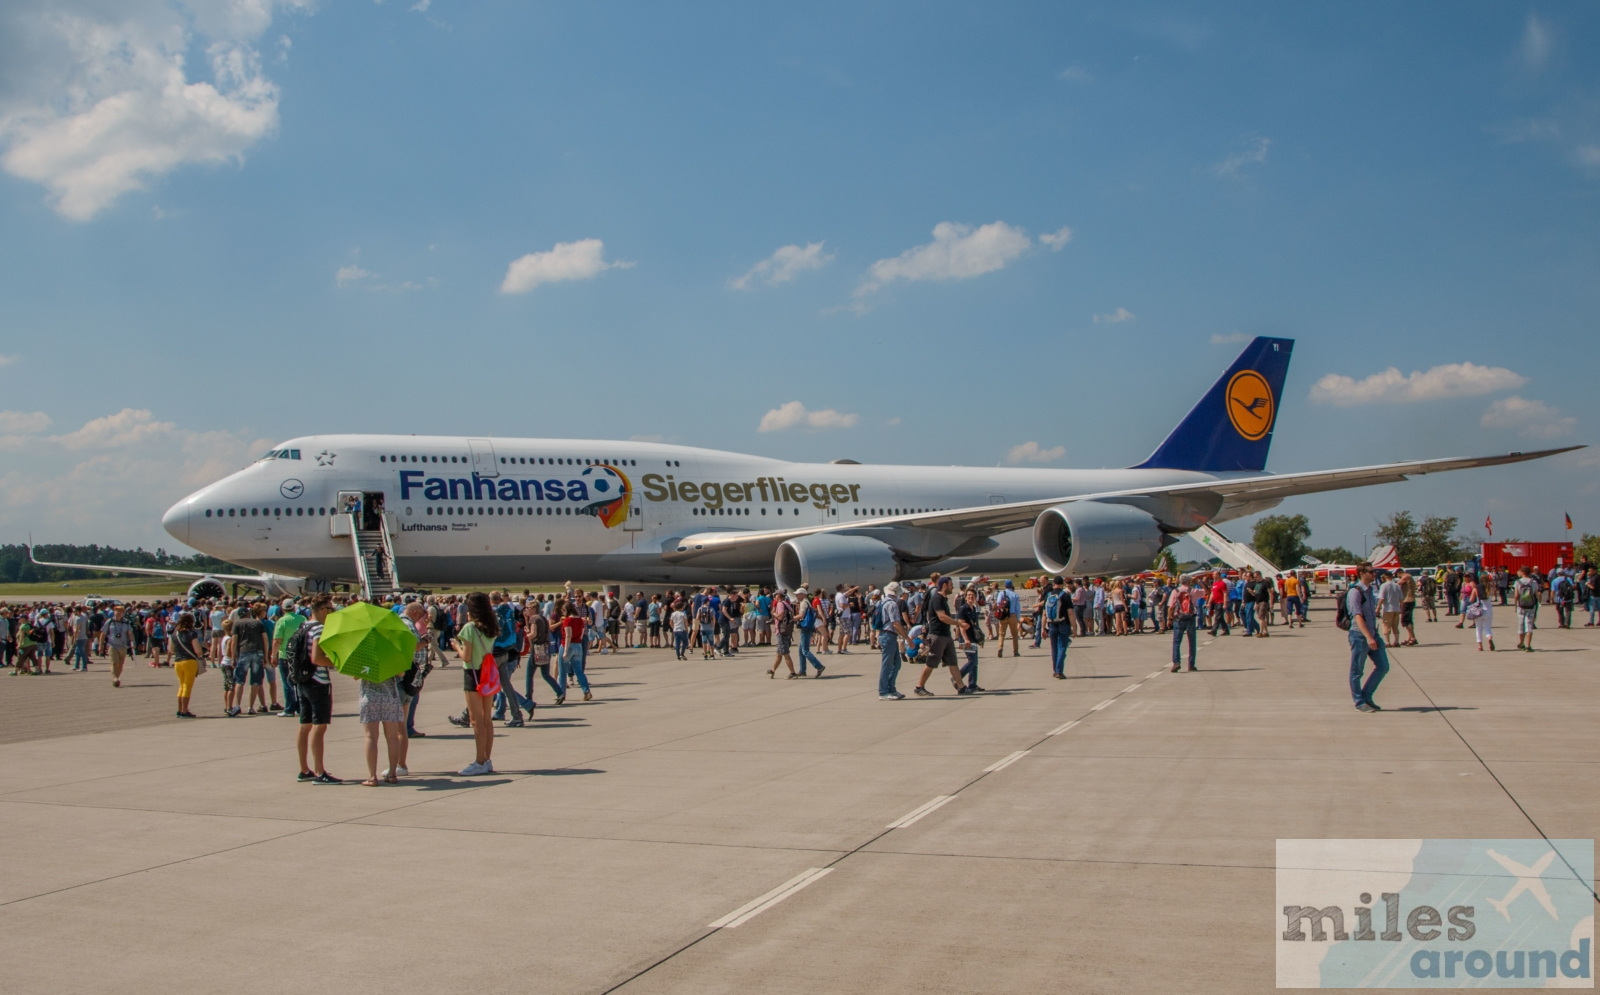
[1038,226,1072,250]
[0,407,273,548]
[1093,307,1134,324]
[411,0,432,11]
[731,241,833,290]
[856,221,1031,297]
[0,411,52,434]
[1058,66,1091,81]
[1210,332,1249,346]
[335,264,371,287]
[51,408,174,449]
[0,1,301,221]
[1007,441,1065,464]
[1309,363,1528,406]
[0,354,19,367]
[500,238,632,294]
[1480,396,1576,439]
[1212,136,1271,178]
[1518,14,1554,72]
[757,401,859,433]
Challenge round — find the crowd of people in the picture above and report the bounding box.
[4,557,1595,772]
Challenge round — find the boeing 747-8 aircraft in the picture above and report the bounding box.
[31,338,1577,598]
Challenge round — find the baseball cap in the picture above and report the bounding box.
[1004,579,1013,588]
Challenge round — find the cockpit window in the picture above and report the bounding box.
[257,448,302,461]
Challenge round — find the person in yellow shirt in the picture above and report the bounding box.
[1282,573,1303,628]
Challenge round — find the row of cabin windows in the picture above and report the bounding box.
[205,507,329,518]
[378,455,682,468]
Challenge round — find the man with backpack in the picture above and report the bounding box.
[292,594,341,783]
[1043,576,1072,679]
[489,592,530,727]
[994,579,1021,657]
[1168,576,1199,672]
[1513,566,1540,651]
[1341,563,1388,712]
[874,581,911,699]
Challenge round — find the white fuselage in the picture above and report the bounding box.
[162,435,1228,587]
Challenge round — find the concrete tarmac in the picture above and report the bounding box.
[2,606,1596,993]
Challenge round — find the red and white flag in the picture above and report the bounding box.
[1484,514,1492,537]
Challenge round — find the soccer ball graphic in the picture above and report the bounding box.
[578,465,631,527]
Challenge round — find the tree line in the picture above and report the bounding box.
[1249,511,1477,570]
[0,544,246,584]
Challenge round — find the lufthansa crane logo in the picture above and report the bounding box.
[279,479,305,499]
[1225,370,1274,441]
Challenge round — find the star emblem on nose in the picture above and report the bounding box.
[315,450,337,467]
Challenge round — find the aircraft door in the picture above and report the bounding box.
[469,439,499,477]
[624,488,643,531]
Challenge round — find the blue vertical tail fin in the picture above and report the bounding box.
[1133,337,1293,473]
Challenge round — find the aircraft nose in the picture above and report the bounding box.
[162,498,190,545]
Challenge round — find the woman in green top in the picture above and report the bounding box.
[453,592,499,776]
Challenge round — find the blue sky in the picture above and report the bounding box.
[1,1,1596,555]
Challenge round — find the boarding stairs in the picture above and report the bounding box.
[350,519,401,600]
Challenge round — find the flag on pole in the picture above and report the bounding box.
[1485,514,1492,537]
[1565,512,1572,531]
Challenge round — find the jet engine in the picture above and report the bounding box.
[775,533,899,592]
[1031,501,1176,577]
[187,577,227,600]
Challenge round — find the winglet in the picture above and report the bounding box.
[1134,336,1294,473]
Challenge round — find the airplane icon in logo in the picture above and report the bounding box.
[1485,848,1559,922]
[1232,395,1270,417]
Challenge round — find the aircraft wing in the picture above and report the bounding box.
[27,547,263,584]
[662,446,1581,564]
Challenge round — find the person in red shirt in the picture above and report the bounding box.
[1209,576,1232,636]
[556,603,592,704]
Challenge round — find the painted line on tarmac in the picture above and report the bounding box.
[982,750,1031,773]
[708,867,834,929]
[887,795,955,829]
[1123,684,1141,693]
[1147,670,1164,679]
[1091,699,1115,711]
[1047,719,1080,736]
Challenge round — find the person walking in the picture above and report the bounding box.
[1168,576,1198,672]
[1209,574,1232,636]
[1345,563,1388,712]
[913,577,971,696]
[103,605,134,688]
[1397,570,1417,645]
[170,612,204,718]
[1467,573,1495,651]
[794,589,825,677]
[769,592,797,678]
[957,585,987,692]
[556,601,592,702]
[1513,566,1540,651]
[1377,571,1404,646]
[995,580,1022,657]
[1044,576,1072,679]
[670,601,689,659]
[488,592,529,727]
[874,582,910,699]
[453,592,499,775]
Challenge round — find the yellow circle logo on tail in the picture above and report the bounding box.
[1226,370,1275,441]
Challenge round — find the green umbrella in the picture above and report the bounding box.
[318,602,418,682]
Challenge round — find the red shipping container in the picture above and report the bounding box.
[1480,542,1575,574]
